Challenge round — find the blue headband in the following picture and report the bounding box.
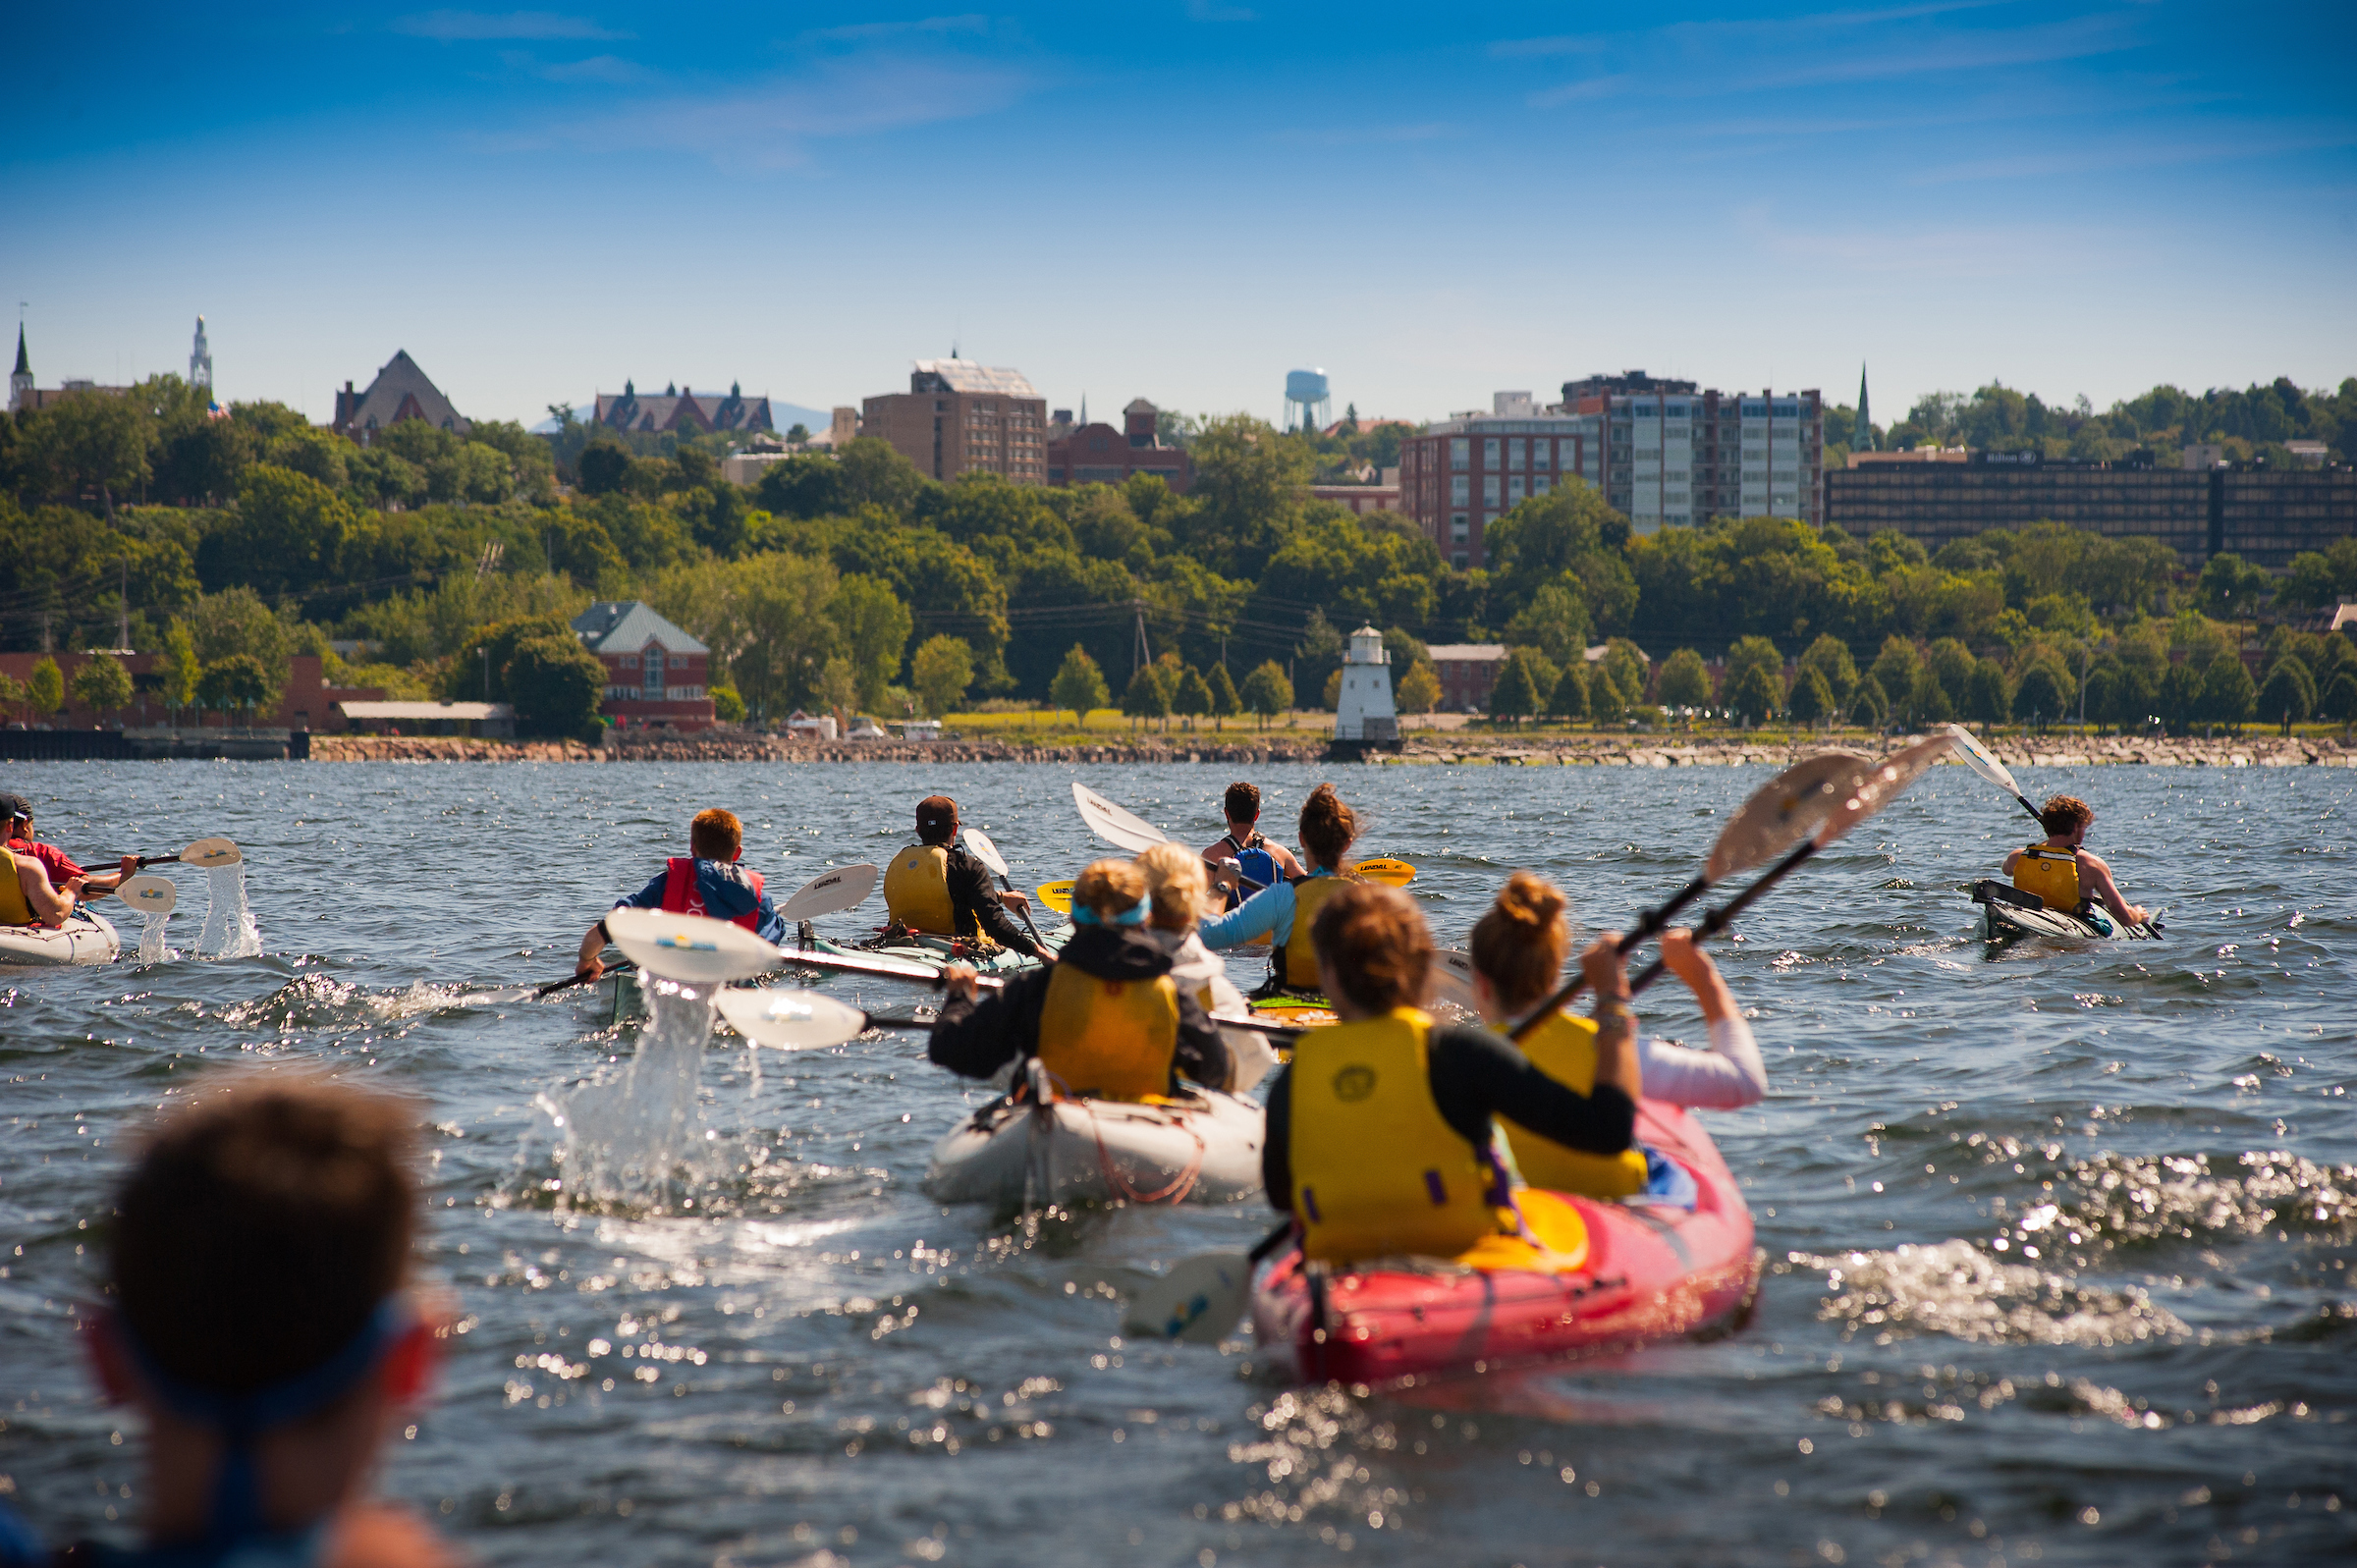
[119,1297,409,1545]
[1071,897,1148,927]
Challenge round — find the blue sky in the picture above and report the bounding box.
[5,3,2352,430]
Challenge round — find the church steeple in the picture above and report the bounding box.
[190,315,212,390]
[10,324,29,413]
[1854,363,1873,452]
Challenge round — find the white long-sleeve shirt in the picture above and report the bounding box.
[1636,1016,1765,1109]
[1149,929,1252,1019]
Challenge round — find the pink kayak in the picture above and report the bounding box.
[1250,1101,1760,1384]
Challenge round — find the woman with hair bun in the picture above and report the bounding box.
[1469,870,1765,1200]
[929,858,1233,1100]
[1198,782,1364,995]
[1260,881,1640,1264]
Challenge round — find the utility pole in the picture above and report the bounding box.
[1131,599,1152,684]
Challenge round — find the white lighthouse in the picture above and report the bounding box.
[1333,623,1398,746]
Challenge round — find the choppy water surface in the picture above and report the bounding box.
[4,758,2353,1566]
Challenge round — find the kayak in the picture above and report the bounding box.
[1971,880,2127,943]
[923,1073,1266,1209]
[1250,1100,1759,1384]
[0,910,121,969]
[819,929,1067,977]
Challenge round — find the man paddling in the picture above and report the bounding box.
[574,807,789,980]
[1201,782,1303,911]
[1,791,137,902]
[2002,793,2149,932]
[881,795,1052,962]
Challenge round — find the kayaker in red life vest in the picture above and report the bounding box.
[2001,793,2149,929]
[1,790,137,903]
[573,807,788,980]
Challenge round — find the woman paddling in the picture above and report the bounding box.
[1260,881,1639,1264]
[1469,872,1765,1200]
[930,859,1233,1100]
[1197,782,1360,998]
[1135,843,1250,1019]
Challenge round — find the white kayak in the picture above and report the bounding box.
[0,911,121,968]
[923,1074,1266,1209]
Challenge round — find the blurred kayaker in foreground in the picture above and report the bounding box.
[1200,781,1303,912]
[1198,782,1360,995]
[575,806,788,980]
[2002,794,2149,930]
[930,858,1232,1098]
[1135,841,1250,1018]
[1260,881,1638,1262]
[1469,871,1764,1199]
[882,794,1051,961]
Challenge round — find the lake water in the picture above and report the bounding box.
[4,757,2352,1566]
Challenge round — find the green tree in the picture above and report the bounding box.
[22,390,152,512]
[829,573,914,710]
[1207,661,1242,723]
[1396,660,1440,716]
[1869,636,1922,704]
[2258,658,2313,733]
[70,654,134,724]
[1488,648,1544,724]
[2321,671,2357,727]
[1321,668,1343,711]
[1726,662,1781,726]
[27,656,65,721]
[1174,665,1216,730]
[1787,665,1836,726]
[911,634,976,719]
[195,653,276,719]
[1545,659,1590,722]
[1796,634,1859,705]
[817,656,859,721]
[710,683,747,724]
[1847,673,1889,730]
[1503,581,1591,665]
[1587,661,1626,724]
[502,631,607,739]
[2011,663,2068,730]
[1656,647,1713,710]
[189,587,296,672]
[160,620,200,720]
[2197,654,2256,730]
[1724,635,1783,702]
[1122,662,1173,730]
[1050,644,1110,728]
[1905,668,1955,727]
[1926,637,1975,700]
[1965,659,2010,726]
[2196,552,2272,622]
[2158,662,2203,733]
[1240,660,1292,730]
[0,673,25,726]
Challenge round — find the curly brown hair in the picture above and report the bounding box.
[2039,794,2094,837]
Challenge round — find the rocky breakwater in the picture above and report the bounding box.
[1382,731,2357,769]
[306,735,603,763]
[303,731,1332,764]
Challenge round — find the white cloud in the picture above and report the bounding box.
[392,11,629,42]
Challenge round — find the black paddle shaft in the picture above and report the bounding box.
[1505,871,1711,1044]
[536,959,637,998]
[1627,838,1820,997]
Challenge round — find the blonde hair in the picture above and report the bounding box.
[1071,858,1148,923]
[1135,842,1209,933]
[1469,871,1571,1010]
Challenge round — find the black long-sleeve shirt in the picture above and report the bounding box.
[942,843,1050,959]
[928,925,1233,1093]
[1260,1025,1636,1213]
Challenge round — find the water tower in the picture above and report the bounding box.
[1284,368,1331,434]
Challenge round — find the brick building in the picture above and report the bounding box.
[1398,395,1595,569]
[862,359,1048,484]
[593,380,775,436]
[1424,643,1508,713]
[570,601,717,731]
[0,652,382,731]
[1046,399,1191,491]
[332,351,467,446]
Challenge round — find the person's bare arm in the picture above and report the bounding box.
[1658,929,1735,1023]
[2076,851,2147,927]
[576,921,609,978]
[21,862,78,928]
[1268,842,1305,879]
[1581,932,1642,1104]
[2001,847,2026,877]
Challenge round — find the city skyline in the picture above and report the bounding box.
[6,1,2352,429]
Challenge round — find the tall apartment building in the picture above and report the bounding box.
[861,359,1047,484]
[1398,394,1598,569]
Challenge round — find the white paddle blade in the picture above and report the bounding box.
[1072,782,1169,852]
[1707,751,1874,881]
[1124,1253,1253,1345]
[961,828,1012,881]
[1429,946,1481,1012]
[603,907,781,984]
[119,874,178,914]
[178,838,243,867]
[1945,724,2025,798]
[715,987,869,1050]
[777,863,878,923]
[1818,732,1957,848]
[1218,1025,1281,1094]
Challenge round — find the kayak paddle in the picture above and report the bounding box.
[960,829,1049,949]
[1036,879,1073,914]
[776,861,878,922]
[1072,782,1270,892]
[1623,731,1955,996]
[1503,750,1874,1042]
[713,987,873,1050]
[1944,724,2048,826]
[1123,1221,1296,1346]
[773,943,1304,1037]
[603,907,783,984]
[132,838,243,870]
[117,874,179,915]
[1352,857,1416,888]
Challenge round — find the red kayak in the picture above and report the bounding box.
[1250,1101,1760,1384]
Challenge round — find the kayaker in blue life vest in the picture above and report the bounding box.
[929,858,1231,1099]
[2001,793,2149,930]
[1197,782,1359,994]
[573,806,788,980]
[881,794,1052,961]
[1259,880,1641,1264]
[1200,781,1304,912]
[0,1074,460,1568]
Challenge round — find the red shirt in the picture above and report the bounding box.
[6,838,83,887]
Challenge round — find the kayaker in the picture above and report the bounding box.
[1,840,82,929]
[1469,872,1765,1199]
[41,1073,459,1567]
[1259,881,1640,1262]
[1201,782,1304,911]
[1135,842,1250,1019]
[1197,782,1359,995]
[2001,793,2149,930]
[929,858,1232,1098]
[1,790,137,902]
[881,794,1052,961]
[574,806,788,980]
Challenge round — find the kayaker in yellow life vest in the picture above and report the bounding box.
[882,794,1052,961]
[0,841,83,929]
[2001,793,2148,929]
[1134,842,1250,1019]
[929,859,1232,1100]
[1198,781,1360,994]
[1259,881,1639,1265]
[1468,872,1765,1200]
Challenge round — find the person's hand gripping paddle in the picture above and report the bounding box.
[129,838,243,871]
[1070,782,1419,891]
[960,828,1048,951]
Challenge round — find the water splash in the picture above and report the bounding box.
[194,862,262,958]
[135,905,173,964]
[547,978,716,1212]
[1790,1240,2187,1347]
